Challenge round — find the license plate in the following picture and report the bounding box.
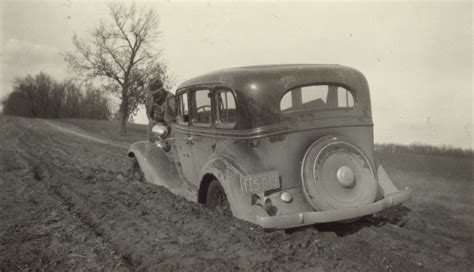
[240,170,280,194]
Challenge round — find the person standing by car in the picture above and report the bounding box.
[146,77,175,142]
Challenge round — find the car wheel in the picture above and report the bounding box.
[206,179,231,216]
[130,158,144,182]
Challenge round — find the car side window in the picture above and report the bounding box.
[216,89,236,129]
[177,92,189,125]
[192,89,212,127]
[337,87,355,108]
[280,85,355,112]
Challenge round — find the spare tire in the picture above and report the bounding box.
[301,136,377,211]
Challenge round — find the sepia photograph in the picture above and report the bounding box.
[0,0,472,271]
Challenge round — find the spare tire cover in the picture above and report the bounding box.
[301,136,377,211]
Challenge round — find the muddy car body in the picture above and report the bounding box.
[128,64,411,229]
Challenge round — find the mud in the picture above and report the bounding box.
[0,116,472,271]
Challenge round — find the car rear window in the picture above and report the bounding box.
[280,84,355,112]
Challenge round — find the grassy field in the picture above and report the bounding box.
[376,150,473,180]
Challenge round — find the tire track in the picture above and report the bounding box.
[2,118,133,270]
[15,149,134,270]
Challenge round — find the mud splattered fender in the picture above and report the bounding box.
[199,155,267,223]
[127,141,195,201]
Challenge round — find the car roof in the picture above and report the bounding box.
[176,64,369,98]
[176,64,372,129]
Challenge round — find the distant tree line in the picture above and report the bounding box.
[375,143,473,159]
[2,72,111,120]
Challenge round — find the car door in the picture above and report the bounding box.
[189,88,215,185]
[174,91,199,186]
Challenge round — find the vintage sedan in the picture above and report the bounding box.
[128,64,411,229]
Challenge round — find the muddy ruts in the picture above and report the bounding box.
[1,116,472,271]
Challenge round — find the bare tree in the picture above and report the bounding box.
[65,2,169,135]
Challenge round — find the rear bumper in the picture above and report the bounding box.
[256,187,411,229]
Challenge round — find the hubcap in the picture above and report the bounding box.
[336,166,355,187]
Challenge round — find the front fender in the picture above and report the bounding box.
[128,141,196,201]
[199,155,267,223]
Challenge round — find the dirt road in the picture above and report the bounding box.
[0,116,472,271]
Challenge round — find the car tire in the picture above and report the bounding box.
[206,179,231,216]
[130,158,144,182]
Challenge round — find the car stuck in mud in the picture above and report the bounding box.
[128,64,412,229]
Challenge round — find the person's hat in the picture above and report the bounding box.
[149,77,164,94]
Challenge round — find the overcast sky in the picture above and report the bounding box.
[0,0,472,148]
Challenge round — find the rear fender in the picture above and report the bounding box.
[376,164,402,196]
[199,155,267,223]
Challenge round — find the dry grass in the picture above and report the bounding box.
[375,143,473,180]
